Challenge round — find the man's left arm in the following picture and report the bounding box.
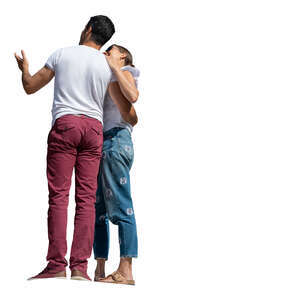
[15,50,54,94]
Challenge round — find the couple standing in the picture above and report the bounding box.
[15,15,139,285]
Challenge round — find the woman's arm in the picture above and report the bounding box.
[111,69,139,103]
[104,52,139,103]
[108,82,138,126]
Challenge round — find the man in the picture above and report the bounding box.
[14,15,116,281]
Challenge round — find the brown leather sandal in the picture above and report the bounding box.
[94,272,105,282]
[99,271,135,285]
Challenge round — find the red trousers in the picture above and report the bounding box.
[46,114,103,273]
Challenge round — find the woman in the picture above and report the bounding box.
[93,44,140,285]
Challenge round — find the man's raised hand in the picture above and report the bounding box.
[14,50,29,72]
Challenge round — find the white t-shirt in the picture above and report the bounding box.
[46,45,112,125]
[103,65,140,133]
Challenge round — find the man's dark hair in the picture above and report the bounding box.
[86,15,115,46]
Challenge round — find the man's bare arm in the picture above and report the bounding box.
[21,66,54,94]
[108,82,138,126]
[15,50,54,94]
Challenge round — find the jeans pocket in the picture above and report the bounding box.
[91,126,101,135]
[55,123,75,133]
[54,116,76,133]
[118,138,134,168]
[48,118,76,145]
[86,125,103,151]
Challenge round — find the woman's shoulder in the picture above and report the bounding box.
[121,65,140,78]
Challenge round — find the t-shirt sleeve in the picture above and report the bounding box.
[45,48,62,71]
[111,65,140,83]
[121,65,140,78]
[110,73,117,82]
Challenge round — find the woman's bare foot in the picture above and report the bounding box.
[101,257,134,283]
[94,258,106,281]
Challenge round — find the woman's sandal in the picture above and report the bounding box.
[94,272,105,282]
[99,271,135,285]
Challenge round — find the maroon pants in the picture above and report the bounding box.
[46,114,103,273]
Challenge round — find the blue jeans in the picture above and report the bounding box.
[93,127,138,259]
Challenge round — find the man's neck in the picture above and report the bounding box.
[81,40,102,51]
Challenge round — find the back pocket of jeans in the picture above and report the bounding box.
[91,126,101,135]
[55,123,75,133]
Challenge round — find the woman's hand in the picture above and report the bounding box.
[104,46,139,103]
[104,51,123,71]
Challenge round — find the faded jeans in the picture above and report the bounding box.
[93,127,138,259]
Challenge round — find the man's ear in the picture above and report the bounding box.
[84,26,93,41]
[86,26,92,34]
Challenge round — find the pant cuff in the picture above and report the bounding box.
[95,256,108,260]
[120,255,138,258]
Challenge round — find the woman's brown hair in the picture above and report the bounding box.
[106,44,135,67]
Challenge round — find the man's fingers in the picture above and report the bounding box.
[21,49,27,60]
[14,53,23,62]
[15,58,22,65]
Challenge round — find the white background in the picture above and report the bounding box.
[0,0,299,299]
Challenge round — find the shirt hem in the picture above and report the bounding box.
[52,111,103,126]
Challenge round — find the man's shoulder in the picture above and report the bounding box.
[53,45,96,60]
[55,45,84,54]
[60,45,106,59]
[58,45,79,53]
